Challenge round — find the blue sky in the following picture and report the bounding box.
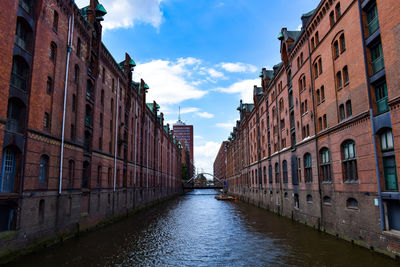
[76,0,317,174]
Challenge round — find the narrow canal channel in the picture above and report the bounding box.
[10,190,397,266]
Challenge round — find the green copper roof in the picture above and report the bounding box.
[144,83,149,90]
[96,3,107,15]
[129,59,136,67]
[146,103,160,111]
[278,32,284,40]
[259,72,263,78]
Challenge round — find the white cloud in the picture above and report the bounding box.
[132,58,207,106]
[207,68,225,78]
[220,62,258,73]
[215,121,236,130]
[297,24,302,31]
[215,78,260,102]
[194,141,221,175]
[74,0,165,30]
[180,107,200,114]
[197,112,214,119]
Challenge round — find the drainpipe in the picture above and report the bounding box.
[357,0,385,230]
[146,119,149,188]
[134,100,138,186]
[58,7,74,195]
[113,78,120,191]
[306,30,323,230]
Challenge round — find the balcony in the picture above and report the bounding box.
[376,96,389,114]
[372,56,384,74]
[367,14,379,37]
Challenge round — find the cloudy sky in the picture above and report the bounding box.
[75,0,317,175]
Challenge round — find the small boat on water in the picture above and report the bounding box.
[215,195,237,201]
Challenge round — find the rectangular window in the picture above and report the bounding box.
[346,100,352,117]
[343,66,349,85]
[340,104,345,121]
[375,81,389,114]
[46,77,53,95]
[337,71,342,89]
[44,112,49,129]
[367,4,379,36]
[71,124,75,140]
[323,114,327,129]
[371,42,384,74]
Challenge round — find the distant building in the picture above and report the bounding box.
[173,118,194,164]
[213,141,228,183]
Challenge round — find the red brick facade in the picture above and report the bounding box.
[213,141,228,182]
[0,0,182,260]
[220,0,400,258]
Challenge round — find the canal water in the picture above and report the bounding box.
[10,190,397,266]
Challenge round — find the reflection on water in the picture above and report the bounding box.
[10,189,397,267]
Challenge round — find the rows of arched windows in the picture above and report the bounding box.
[246,130,397,190]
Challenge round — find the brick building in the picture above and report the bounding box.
[0,0,182,259]
[213,141,228,183]
[219,0,400,258]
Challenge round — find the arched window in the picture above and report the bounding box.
[11,56,29,91]
[46,76,53,95]
[294,193,300,209]
[53,11,59,32]
[282,160,288,183]
[74,65,80,84]
[39,155,49,183]
[380,129,398,191]
[320,148,332,182]
[304,153,312,183]
[6,98,26,133]
[323,196,332,205]
[336,71,342,89]
[335,3,341,20]
[339,104,345,121]
[43,112,50,129]
[330,11,335,27]
[86,80,94,101]
[315,31,319,45]
[39,199,45,224]
[343,66,349,85]
[342,140,358,182]
[316,89,320,103]
[333,41,339,58]
[346,198,359,209]
[346,100,352,117]
[275,162,280,183]
[85,104,92,127]
[321,86,325,101]
[263,166,267,185]
[15,17,33,52]
[318,58,322,74]
[268,165,272,184]
[0,147,19,193]
[77,38,81,57]
[50,42,57,62]
[307,194,313,203]
[97,165,102,186]
[108,167,112,186]
[68,160,74,186]
[340,34,346,53]
[84,130,91,152]
[82,161,90,188]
